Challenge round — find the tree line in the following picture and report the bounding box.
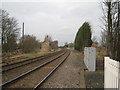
[1,10,40,53]
[74,22,92,51]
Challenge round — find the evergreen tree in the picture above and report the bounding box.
[74,22,92,51]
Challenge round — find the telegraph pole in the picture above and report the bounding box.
[22,22,24,40]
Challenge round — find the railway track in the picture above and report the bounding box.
[2,50,66,84]
[1,50,64,73]
[1,50,70,89]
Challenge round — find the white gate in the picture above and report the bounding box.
[104,57,120,89]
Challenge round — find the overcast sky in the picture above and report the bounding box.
[2,1,102,46]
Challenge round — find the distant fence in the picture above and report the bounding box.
[104,57,120,89]
[84,47,96,71]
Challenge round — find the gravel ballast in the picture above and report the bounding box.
[40,50,85,88]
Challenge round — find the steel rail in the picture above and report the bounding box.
[1,50,64,73]
[2,50,62,67]
[1,50,67,88]
[33,51,71,90]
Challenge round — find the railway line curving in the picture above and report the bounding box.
[1,50,70,89]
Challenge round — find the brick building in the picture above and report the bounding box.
[41,35,58,51]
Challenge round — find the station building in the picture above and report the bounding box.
[41,35,58,52]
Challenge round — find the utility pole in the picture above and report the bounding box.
[22,22,24,40]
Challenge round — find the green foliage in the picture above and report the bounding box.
[64,42,68,48]
[74,27,82,50]
[74,22,92,51]
[19,35,39,53]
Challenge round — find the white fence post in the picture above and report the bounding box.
[84,47,96,71]
[104,57,120,89]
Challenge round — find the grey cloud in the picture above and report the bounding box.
[2,2,102,46]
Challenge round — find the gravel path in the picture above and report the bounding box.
[40,50,85,88]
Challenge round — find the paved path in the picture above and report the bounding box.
[40,50,85,88]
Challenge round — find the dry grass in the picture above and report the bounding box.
[2,51,52,66]
[96,46,107,61]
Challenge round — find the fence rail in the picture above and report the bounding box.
[104,57,120,89]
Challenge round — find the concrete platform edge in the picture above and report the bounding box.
[80,69,86,89]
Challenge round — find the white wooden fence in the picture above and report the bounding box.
[104,57,120,89]
[84,47,96,71]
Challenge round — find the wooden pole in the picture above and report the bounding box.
[22,22,24,40]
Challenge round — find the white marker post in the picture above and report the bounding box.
[84,47,96,71]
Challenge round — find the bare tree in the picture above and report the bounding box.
[101,0,120,61]
[101,30,107,46]
[2,10,20,52]
[92,36,99,45]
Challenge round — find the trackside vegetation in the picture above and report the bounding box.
[74,22,92,51]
